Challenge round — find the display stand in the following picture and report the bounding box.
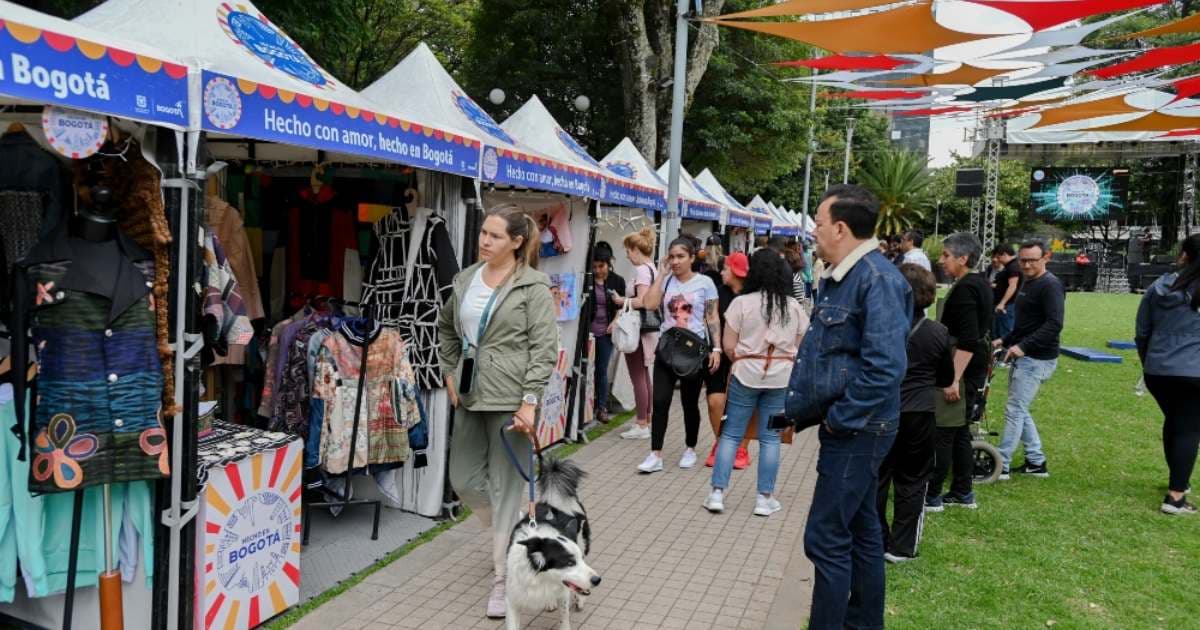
[300,327,382,544]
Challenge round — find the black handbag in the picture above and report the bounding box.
[656,326,711,378]
[639,264,663,333]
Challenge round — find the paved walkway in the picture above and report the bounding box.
[292,402,819,630]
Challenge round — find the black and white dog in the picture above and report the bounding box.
[505,457,601,630]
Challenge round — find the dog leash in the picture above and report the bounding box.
[500,418,543,527]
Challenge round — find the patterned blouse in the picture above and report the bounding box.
[10,226,168,494]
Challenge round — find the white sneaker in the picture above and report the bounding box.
[637,453,663,473]
[621,424,651,440]
[884,552,916,564]
[704,489,725,513]
[678,448,697,469]
[753,494,782,517]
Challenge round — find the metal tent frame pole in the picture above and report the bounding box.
[1184,149,1198,238]
[981,118,1003,266]
[661,0,691,256]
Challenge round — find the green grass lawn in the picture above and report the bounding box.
[887,292,1200,629]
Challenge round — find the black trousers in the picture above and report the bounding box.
[877,411,935,557]
[929,425,973,498]
[1145,374,1200,493]
[651,357,705,451]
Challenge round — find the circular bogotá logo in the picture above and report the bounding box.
[215,490,294,598]
[222,9,328,88]
[482,147,499,180]
[454,91,514,145]
[1033,169,1046,182]
[606,161,636,179]
[1057,174,1101,217]
[41,106,107,159]
[204,77,243,130]
[556,128,600,167]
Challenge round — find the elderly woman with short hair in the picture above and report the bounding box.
[926,232,993,512]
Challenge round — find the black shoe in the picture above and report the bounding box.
[1013,461,1049,478]
[942,491,978,509]
[1162,494,1197,515]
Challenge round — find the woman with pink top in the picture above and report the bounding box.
[612,228,658,439]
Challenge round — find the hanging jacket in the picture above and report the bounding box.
[437,262,559,412]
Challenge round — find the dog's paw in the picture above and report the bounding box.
[572,594,586,612]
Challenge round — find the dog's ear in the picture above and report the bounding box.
[563,518,580,540]
[518,538,547,571]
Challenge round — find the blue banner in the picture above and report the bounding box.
[0,18,189,128]
[201,70,480,178]
[754,219,772,235]
[773,224,800,237]
[481,145,601,198]
[681,199,721,222]
[727,210,753,229]
[603,177,666,212]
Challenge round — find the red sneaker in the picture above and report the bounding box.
[733,447,751,470]
[705,443,717,468]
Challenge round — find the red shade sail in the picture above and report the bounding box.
[1088,43,1200,78]
[773,54,911,71]
[895,106,974,116]
[1158,128,1200,137]
[967,0,1166,32]
[824,89,928,100]
[1170,75,1200,102]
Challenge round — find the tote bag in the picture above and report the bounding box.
[612,301,641,354]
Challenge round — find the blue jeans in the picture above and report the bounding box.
[998,356,1056,467]
[593,334,614,414]
[805,420,897,630]
[992,303,1015,340]
[710,377,785,494]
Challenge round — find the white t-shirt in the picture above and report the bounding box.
[460,267,497,347]
[727,293,809,389]
[660,272,719,338]
[903,248,932,271]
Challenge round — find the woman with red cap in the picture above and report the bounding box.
[703,250,756,469]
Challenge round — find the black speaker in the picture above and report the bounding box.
[955,169,984,198]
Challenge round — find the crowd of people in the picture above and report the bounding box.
[433,185,1199,625]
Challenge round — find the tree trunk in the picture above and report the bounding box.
[611,0,659,160]
[611,0,725,166]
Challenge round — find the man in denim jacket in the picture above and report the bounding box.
[785,185,912,630]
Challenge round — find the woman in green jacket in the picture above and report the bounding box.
[437,204,559,619]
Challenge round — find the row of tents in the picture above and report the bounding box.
[0,0,812,238]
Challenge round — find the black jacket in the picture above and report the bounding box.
[900,315,956,413]
[0,130,67,239]
[940,272,994,382]
[586,271,626,332]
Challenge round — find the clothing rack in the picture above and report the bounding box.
[301,318,381,544]
[565,200,600,443]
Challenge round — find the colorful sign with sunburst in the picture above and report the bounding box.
[198,439,302,630]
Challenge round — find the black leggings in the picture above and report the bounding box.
[1145,374,1200,493]
[878,411,935,557]
[651,357,705,451]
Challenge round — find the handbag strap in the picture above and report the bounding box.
[732,344,796,378]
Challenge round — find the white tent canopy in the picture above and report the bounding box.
[657,162,725,224]
[0,0,191,129]
[500,96,654,209]
[76,0,481,175]
[769,203,802,236]
[694,168,754,228]
[746,195,775,235]
[599,138,668,213]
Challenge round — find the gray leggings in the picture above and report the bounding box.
[448,407,532,576]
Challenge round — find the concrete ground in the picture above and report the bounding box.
[291,400,819,630]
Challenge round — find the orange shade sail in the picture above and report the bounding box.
[1119,11,1200,39]
[714,3,985,54]
[885,64,1009,87]
[719,0,895,19]
[1081,110,1200,132]
[1029,94,1143,128]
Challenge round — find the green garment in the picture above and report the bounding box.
[437,262,559,412]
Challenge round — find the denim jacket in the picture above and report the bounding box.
[1136,272,1200,378]
[785,240,913,433]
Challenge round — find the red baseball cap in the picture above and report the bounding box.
[725,252,749,278]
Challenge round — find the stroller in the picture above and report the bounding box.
[970,349,1007,484]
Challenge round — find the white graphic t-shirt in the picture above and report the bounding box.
[660,273,719,338]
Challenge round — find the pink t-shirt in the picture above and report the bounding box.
[726,293,809,389]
